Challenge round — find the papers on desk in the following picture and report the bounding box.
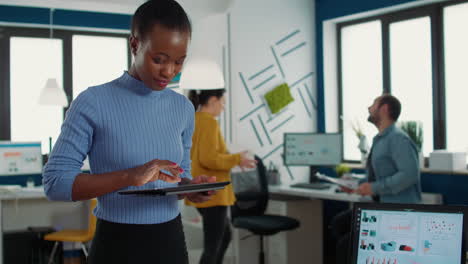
[0,185,22,192]
[349,173,365,180]
[315,173,359,190]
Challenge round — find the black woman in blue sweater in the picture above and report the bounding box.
[43,1,215,263]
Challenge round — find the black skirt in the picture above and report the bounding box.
[88,214,188,264]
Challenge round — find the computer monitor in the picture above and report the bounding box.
[350,202,467,264]
[0,141,43,175]
[283,133,342,166]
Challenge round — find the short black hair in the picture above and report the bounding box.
[378,94,401,121]
[131,0,192,41]
[188,89,226,110]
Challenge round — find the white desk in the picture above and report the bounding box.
[0,187,87,264]
[265,184,442,264]
[269,184,372,203]
[269,184,443,204]
[260,184,370,264]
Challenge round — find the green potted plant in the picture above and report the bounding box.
[335,163,351,178]
[398,121,424,167]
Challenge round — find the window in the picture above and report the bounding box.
[10,37,64,154]
[338,1,468,162]
[72,35,129,99]
[444,2,468,154]
[0,27,130,154]
[340,21,382,161]
[389,17,434,156]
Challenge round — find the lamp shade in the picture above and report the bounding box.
[38,78,68,107]
[179,58,225,90]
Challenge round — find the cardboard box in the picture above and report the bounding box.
[429,150,466,171]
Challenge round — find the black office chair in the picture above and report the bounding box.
[231,155,300,264]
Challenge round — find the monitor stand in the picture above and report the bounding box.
[289,166,331,190]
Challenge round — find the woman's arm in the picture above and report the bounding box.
[71,171,130,201]
[43,89,99,201]
[178,102,195,179]
[72,159,182,201]
[43,89,182,201]
[198,118,241,171]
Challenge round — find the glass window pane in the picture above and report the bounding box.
[72,35,128,99]
[341,20,382,161]
[444,3,468,155]
[390,17,433,157]
[10,37,64,154]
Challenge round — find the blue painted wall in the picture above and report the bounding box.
[314,0,418,132]
[0,5,131,30]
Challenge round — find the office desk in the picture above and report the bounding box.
[269,184,372,202]
[0,187,87,264]
[266,185,442,264]
[269,184,443,204]
[261,184,370,264]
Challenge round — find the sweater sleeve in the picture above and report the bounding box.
[179,103,195,180]
[198,118,241,171]
[42,89,99,201]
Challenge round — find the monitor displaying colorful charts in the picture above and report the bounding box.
[0,142,43,175]
[351,202,467,264]
[283,133,342,166]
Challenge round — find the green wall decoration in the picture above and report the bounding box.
[264,83,294,114]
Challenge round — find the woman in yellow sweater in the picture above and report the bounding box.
[187,89,256,264]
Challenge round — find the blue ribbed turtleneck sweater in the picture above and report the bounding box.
[43,72,195,224]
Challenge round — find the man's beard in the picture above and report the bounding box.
[368,114,378,125]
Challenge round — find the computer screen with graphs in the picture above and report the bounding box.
[283,133,342,166]
[0,141,43,175]
[351,203,467,264]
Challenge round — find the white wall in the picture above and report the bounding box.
[180,0,317,183]
[179,0,317,183]
[228,0,316,183]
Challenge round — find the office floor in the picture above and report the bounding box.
[188,249,201,264]
[188,249,235,264]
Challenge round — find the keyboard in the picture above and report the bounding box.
[290,182,331,190]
